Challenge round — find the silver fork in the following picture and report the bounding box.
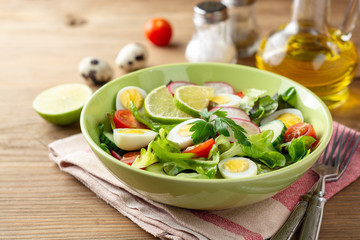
[271,125,360,240]
[299,125,360,240]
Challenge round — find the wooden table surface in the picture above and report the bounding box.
[1,0,359,239]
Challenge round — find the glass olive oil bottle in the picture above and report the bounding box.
[256,0,359,109]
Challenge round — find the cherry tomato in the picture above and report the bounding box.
[113,109,147,129]
[236,91,245,98]
[121,151,141,166]
[144,18,172,46]
[182,138,215,158]
[284,122,317,142]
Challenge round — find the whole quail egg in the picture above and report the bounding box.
[78,56,113,85]
[115,42,148,72]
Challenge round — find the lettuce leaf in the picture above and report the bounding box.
[131,142,159,169]
[220,142,245,160]
[239,88,267,114]
[280,135,316,164]
[247,87,297,125]
[249,95,279,125]
[152,140,218,178]
[214,135,231,153]
[242,130,286,168]
[140,128,220,178]
[99,143,111,155]
[214,132,285,168]
[277,87,297,109]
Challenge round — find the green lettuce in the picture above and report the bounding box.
[131,141,159,169]
[277,87,297,109]
[249,95,279,125]
[151,139,219,178]
[247,87,297,125]
[134,128,219,178]
[243,130,286,168]
[239,88,267,114]
[214,132,286,168]
[280,135,316,164]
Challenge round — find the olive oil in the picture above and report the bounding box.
[256,29,359,109]
[255,0,360,109]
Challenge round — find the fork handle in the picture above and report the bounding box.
[299,195,327,240]
[270,195,310,240]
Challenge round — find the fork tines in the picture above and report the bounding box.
[321,124,360,179]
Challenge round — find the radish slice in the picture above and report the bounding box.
[210,106,250,121]
[110,149,122,160]
[228,118,260,142]
[167,81,196,95]
[204,81,235,95]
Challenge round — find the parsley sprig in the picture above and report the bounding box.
[190,108,251,146]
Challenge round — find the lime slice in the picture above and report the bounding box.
[174,85,214,117]
[144,85,192,124]
[32,83,92,125]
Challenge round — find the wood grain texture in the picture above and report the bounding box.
[0,0,359,239]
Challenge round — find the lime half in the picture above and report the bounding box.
[174,85,214,117]
[33,83,92,125]
[144,85,192,124]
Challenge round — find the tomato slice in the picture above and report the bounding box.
[284,122,317,142]
[182,138,215,158]
[236,91,245,98]
[113,109,147,129]
[121,151,141,166]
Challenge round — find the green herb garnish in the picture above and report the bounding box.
[106,112,116,131]
[190,108,251,146]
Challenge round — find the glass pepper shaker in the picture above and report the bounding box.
[221,0,260,58]
[185,1,237,63]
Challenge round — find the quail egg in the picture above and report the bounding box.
[116,86,147,111]
[218,157,258,179]
[78,56,113,85]
[167,118,203,149]
[113,128,157,151]
[210,94,242,108]
[115,42,148,72]
[260,108,304,128]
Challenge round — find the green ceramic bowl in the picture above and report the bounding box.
[80,63,333,210]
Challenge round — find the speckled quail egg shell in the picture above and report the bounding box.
[78,56,113,84]
[115,42,148,72]
[113,128,157,151]
[218,157,258,179]
[167,118,203,149]
[115,86,147,111]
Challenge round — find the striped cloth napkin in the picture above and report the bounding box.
[48,122,360,240]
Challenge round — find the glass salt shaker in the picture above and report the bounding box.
[221,0,260,58]
[185,1,237,63]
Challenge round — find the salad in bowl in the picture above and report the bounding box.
[80,63,332,210]
[98,81,318,180]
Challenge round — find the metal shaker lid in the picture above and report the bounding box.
[193,1,228,24]
[221,0,256,6]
